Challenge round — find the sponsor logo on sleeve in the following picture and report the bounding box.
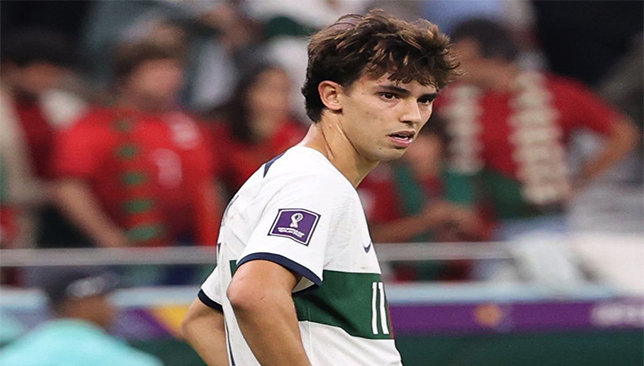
[268,209,320,245]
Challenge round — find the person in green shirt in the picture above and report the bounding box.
[0,268,162,366]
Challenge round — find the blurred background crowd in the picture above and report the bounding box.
[0,1,642,365]
[1,0,642,281]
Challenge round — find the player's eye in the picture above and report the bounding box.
[379,92,398,100]
[418,97,436,106]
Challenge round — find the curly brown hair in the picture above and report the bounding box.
[302,10,460,122]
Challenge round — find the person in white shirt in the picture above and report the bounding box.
[181,10,460,366]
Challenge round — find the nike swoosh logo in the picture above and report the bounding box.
[363,241,372,253]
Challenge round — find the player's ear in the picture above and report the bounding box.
[318,81,343,112]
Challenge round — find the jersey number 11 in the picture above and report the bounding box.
[371,281,390,335]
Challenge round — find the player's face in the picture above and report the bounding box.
[339,73,438,163]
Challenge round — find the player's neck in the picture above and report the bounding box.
[300,121,377,188]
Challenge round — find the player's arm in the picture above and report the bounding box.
[575,117,639,188]
[182,299,229,366]
[54,178,129,247]
[227,259,311,366]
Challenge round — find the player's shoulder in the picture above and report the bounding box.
[269,147,353,184]
[258,146,357,202]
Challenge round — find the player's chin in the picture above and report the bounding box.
[377,147,408,162]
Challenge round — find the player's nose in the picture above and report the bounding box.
[399,100,426,125]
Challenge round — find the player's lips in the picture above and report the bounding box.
[388,130,415,147]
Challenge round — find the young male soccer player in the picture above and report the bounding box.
[182,10,460,366]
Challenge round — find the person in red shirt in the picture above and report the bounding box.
[359,121,487,281]
[53,42,222,249]
[207,64,306,195]
[360,120,486,244]
[0,28,88,252]
[437,18,639,241]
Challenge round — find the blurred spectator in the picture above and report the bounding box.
[0,268,162,366]
[0,28,87,250]
[53,42,222,249]
[360,121,486,244]
[423,0,543,70]
[359,121,486,282]
[82,0,187,88]
[246,0,370,120]
[188,1,263,110]
[208,63,306,195]
[437,19,639,241]
[82,0,261,110]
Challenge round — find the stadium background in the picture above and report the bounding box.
[1,1,642,365]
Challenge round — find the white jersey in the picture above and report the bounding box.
[200,146,402,366]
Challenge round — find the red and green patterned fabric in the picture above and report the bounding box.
[436,72,622,219]
[54,107,219,246]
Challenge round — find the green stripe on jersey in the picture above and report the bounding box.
[294,270,393,340]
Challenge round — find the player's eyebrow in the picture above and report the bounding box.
[420,91,440,101]
[377,85,440,100]
[378,85,410,95]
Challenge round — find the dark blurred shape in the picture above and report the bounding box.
[531,1,643,86]
[598,36,644,128]
[1,28,76,68]
[450,18,519,62]
[597,35,643,185]
[112,42,184,85]
[0,1,90,52]
[38,267,120,309]
[0,267,162,366]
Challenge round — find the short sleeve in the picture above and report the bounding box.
[53,118,110,179]
[237,175,353,292]
[199,266,223,312]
